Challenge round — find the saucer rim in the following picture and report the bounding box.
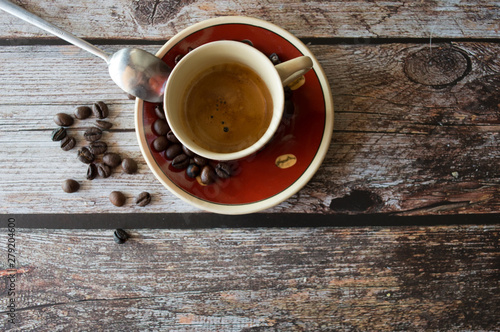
[135,16,334,215]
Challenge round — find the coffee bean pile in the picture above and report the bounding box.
[151,103,235,186]
[51,101,150,207]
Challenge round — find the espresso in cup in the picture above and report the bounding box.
[181,62,273,153]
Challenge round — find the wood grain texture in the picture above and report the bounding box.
[0,226,498,331]
[1,42,498,214]
[1,0,499,41]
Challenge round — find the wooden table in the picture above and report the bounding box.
[1,0,499,330]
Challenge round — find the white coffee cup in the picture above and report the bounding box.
[164,40,312,161]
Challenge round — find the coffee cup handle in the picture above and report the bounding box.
[275,56,313,87]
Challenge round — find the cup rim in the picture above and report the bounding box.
[164,40,284,161]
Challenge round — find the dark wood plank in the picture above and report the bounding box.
[1,226,498,330]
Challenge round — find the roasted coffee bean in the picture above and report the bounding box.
[193,155,208,166]
[93,101,109,119]
[60,136,76,151]
[109,191,126,207]
[174,54,184,64]
[114,228,129,243]
[153,118,170,136]
[154,103,166,120]
[135,192,151,207]
[77,147,95,164]
[200,165,217,185]
[171,153,189,169]
[103,152,122,168]
[89,141,107,155]
[166,130,180,143]
[215,162,232,179]
[84,127,102,142]
[165,144,182,160]
[122,158,138,174]
[54,113,74,127]
[95,120,113,130]
[186,164,200,178]
[87,163,97,180]
[74,106,92,119]
[269,53,281,65]
[182,145,195,157]
[96,163,112,178]
[51,127,67,141]
[152,136,169,152]
[62,179,79,193]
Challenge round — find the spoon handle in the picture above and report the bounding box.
[0,0,110,62]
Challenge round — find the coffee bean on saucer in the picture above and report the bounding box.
[87,163,97,180]
[51,127,67,141]
[89,141,107,155]
[171,153,189,169]
[54,113,74,127]
[110,191,126,207]
[135,192,151,207]
[200,165,217,185]
[182,145,195,157]
[74,106,92,120]
[84,127,102,142]
[122,158,138,174]
[60,136,76,151]
[103,152,122,168]
[215,162,232,179]
[96,163,112,178]
[93,101,109,119]
[114,228,129,243]
[165,144,182,160]
[269,53,281,65]
[193,155,208,166]
[95,120,113,130]
[62,179,79,193]
[153,118,170,136]
[166,130,180,143]
[154,104,166,120]
[186,164,200,178]
[152,136,169,152]
[77,147,95,164]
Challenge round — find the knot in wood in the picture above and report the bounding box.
[404,47,471,88]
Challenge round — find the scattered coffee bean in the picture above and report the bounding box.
[174,54,184,64]
[95,120,113,130]
[114,228,129,244]
[135,192,151,207]
[109,191,126,207]
[165,144,182,160]
[96,163,112,178]
[186,164,200,178]
[172,153,189,169]
[54,113,74,127]
[269,53,281,65]
[93,101,109,119]
[83,127,102,142]
[87,163,97,180]
[182,145,195,157]
[122,158,138,174]
[193,155,208,166]
[103,152,122,168]
[60,136,76,151]
[77,147,95,164]
[89,141,107,155]
[62,179,79,193]
[153,118,170,136]
[200,165,216,185]
[215,162,232,179]
[152,136,169,152]
[154,103,166,120]
[166,130,180,143]
[51,127,67,141]
[74,106,92,119]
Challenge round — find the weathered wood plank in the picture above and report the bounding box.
[0,0,499,41]
[0,42,499,214]
[0,226,498,330]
